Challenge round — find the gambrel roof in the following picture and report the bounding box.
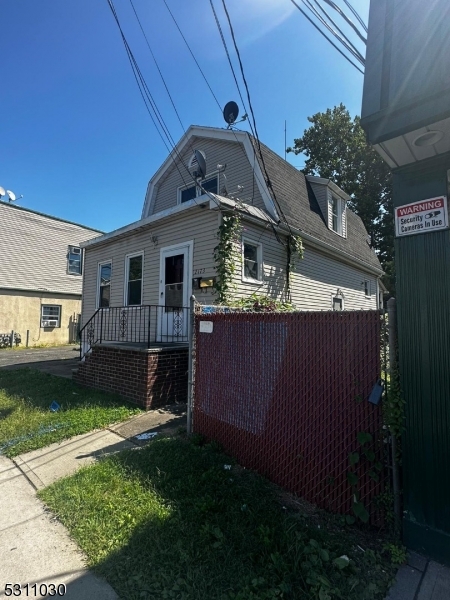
[142,126,382,274]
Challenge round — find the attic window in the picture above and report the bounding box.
[330,195,345,236]
[179,175,218,204]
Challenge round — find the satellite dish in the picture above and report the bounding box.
[0,187,5,198]
[193,149,206,180]
[6,190,16,202]
[223,101,239,125]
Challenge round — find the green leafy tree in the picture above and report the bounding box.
[287,104,394,293]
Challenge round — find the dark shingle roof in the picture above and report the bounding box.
[251,136,382,272]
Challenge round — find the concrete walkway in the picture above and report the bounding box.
[386,552,450,600]
[0,406,186,600]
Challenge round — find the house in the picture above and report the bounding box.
[80,125,383,324]
[73,125,383,408]
[0,201,102,347]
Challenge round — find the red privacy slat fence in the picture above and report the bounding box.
[193,310,384,523]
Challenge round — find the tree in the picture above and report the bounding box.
[287,104,394,293]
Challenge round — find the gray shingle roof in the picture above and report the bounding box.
[251,136,382,272]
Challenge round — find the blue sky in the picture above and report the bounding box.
[1,0,369,232]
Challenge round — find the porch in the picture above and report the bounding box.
[75,305,189,409]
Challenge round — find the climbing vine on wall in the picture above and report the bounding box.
[287,233,304,291]
[213,211,243,304]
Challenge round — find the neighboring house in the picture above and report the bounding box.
[0,201,102,346]
[80,125,383,342]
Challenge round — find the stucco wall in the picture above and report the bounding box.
[0,289,81,347]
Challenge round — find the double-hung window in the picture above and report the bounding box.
[330,195,346,236]
[179,175,218,204]
[97,261,112,308]
[41,305,61,328]
[242,238,263,283]
[67,246,83,275]
[125,253,143,306]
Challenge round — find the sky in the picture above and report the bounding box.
[0,0,369,233]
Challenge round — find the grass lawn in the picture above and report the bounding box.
[0,368,142,457]
[39,436,397,600]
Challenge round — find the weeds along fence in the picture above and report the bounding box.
[193,308,385,524]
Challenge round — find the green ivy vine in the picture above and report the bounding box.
[213,211,243,304]
[287,234,304,291]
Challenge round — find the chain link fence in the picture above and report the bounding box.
[193,308,385,524]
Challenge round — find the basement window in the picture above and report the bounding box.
[41,305,61,328]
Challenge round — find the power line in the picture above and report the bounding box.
[219,0,295,246]
[208,0,254,137]
[321,0,367,43]
[341,0,368,33]
[162,0,223,113]
[300,0,365,65]
[308,0,366,59]
[288,0,365,74]
[128,0,185,132]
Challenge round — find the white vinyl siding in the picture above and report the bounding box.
[81,208,219,325]
[226,220,378,310]
[150,137,267,215]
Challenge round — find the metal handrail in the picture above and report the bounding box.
[79,304,189,360]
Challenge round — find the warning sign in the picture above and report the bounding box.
[395,196,449,237]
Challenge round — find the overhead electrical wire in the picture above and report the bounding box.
[308,0,366,59]
[106,0,224,212]
[288,0,365,74]
[320,0,367,43]
[342,0,368,33]
[219,0,293,238]
[128,0,185,132]
[106,0,189,189]
[161,0,282,219]
[162,0,223,113]
[299,0,364,66]
[208,0,254,138]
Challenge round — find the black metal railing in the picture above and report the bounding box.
[79,305,190,360]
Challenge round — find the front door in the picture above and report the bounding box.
[158,243,192,341]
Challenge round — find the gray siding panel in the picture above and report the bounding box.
[82,208,219,324]
[0,203,101,295]
[229,220,378,310]
[152,137,267,215]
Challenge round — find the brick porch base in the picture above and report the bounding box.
[73,344,189,409]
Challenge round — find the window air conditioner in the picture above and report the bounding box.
[70,247,82,255]
[43,320,58,327]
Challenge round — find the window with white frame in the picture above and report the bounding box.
[125,253,143,306]
[329,194,347,237]
[41,305,61,328]
[242,238,262,282]
[97,261,112,308]
[179,175,218,203]
[364,280,371,297]
[67,246,83,275]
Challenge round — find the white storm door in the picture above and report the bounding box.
[158,242,192,341]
